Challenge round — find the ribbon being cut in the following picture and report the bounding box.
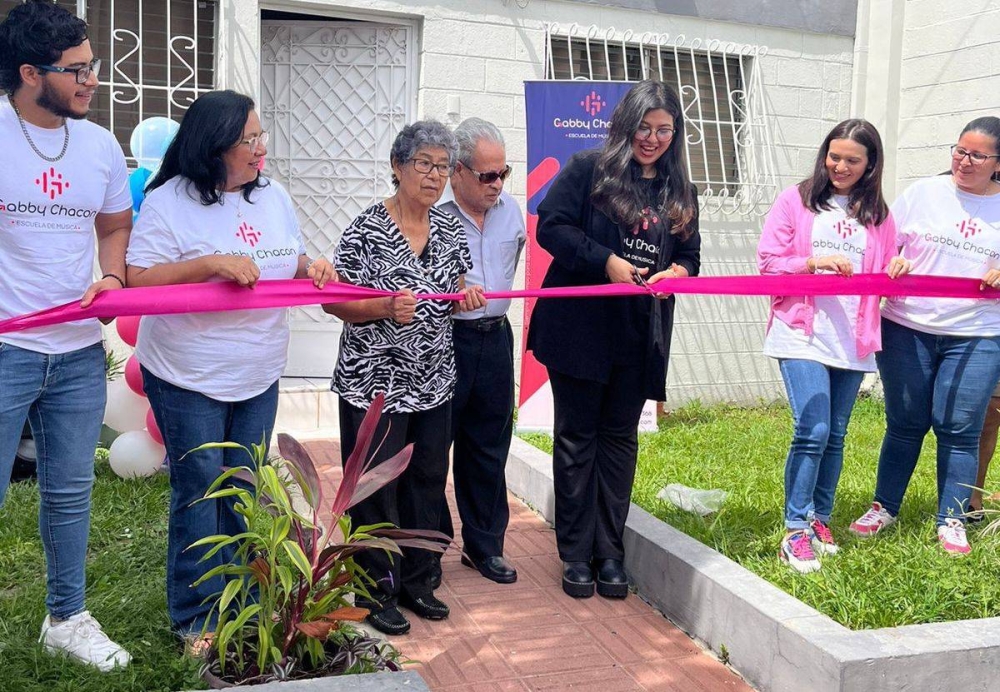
[0,274,998,335]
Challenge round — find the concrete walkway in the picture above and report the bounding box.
[305,439,753,692]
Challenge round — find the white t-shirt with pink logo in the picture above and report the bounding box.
[0,95,131,354]
[882,175,1000,336]
[127,176,305,401]
[765,196,875,371]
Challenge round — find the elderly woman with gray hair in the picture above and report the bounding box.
[323,120,485,635]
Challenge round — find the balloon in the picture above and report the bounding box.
[109,430,165,478]
[130,117,179,172]
[104,375,150,433]
[124,355,145,396]
[116,315,141,347]
[145,408,163,445]
[129,167,151,212]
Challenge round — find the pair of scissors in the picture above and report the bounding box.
[633,265,655,294]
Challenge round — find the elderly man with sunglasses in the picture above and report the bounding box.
[435,118,526,584]
[0,0,132,671]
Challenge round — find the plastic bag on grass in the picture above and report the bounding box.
[657,483,727,516]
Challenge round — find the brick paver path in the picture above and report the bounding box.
[305,439,753,692]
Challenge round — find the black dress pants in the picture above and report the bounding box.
[339,399,451,610]
[440,317,516,560]
[548,365,647,562]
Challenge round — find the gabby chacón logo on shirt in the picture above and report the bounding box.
[0,167,98,220]
[921,216,999,260]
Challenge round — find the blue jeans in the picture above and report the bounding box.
[0,342,106,619]
[779,359,865,530]
[142,368,278,634]
[875,318,1000,526]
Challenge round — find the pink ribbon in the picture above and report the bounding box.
[0,274,996,335]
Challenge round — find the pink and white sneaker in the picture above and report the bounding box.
[780,530,821,573]
[937,518,971,555]
[849,502,897,537]
[809,519,839,555]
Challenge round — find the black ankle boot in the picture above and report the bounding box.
[561,561,595,598]
[594,558,628,598]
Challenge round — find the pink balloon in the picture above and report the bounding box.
[257,156,266,172]
[116,315,141,347]
[124,356,145,396]
[145,407,163,445]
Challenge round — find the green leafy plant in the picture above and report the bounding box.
[189,392,448,685]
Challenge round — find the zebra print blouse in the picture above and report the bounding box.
[332,201,472,413]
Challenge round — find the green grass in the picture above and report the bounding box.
[521,396,1000,630]
[0,451,205,692]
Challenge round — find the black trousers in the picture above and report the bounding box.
[339,399,451,610]
[548,365,647,562]
[440,317,516,559]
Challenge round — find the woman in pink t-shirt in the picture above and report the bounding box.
[757,119,908,574]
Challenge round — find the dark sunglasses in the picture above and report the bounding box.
[462,164,512,185]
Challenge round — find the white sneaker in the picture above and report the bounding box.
[780,530,821,574]
[849,501,897,537]
[40,611,131,672]
[937,518,971,555]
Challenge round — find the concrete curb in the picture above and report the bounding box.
[505,436,1000,692]
[182,670,429,691]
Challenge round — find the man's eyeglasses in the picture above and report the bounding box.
[411,158,455,177]
[34,59,101,85]
[951,145,1000,166]
[462,164,512,185]
[237,132,269,153]
[635,126,675,142]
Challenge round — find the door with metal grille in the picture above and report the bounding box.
[260,19,415,377]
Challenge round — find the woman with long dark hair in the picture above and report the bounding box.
[757,119,908,573]
[850,116,1000,555]
[527,80,700,599]
[124,90,335,645]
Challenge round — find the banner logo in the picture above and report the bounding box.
[580,90,606,116]
[35,168,70,200]
[236,221,262,247]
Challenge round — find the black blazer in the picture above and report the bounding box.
[526,149,701,401]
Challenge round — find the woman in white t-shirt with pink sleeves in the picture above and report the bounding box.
[124,90,336,646]
[849,116,1000,555]
[757,119,910,574]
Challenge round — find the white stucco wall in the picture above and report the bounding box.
[220,0,856,407]
[894,0,1000,193]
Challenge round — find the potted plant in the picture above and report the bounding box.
[189,392,448,687]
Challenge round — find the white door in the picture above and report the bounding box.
[260,19,415,377]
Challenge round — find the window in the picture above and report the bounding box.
[0,0,216,165]
[545,26,775,215]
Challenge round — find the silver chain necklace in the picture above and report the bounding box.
[9,97,69,163]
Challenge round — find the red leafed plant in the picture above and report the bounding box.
[188,393,449,685]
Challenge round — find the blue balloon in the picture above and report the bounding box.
[130,117,179,172]
[129,167,152,212]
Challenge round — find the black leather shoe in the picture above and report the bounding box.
[561,561,595,598]
[399,591,450,620]
[366,606,411,635]
[430,560,443,590]
[461,554,518,584]
[595,558,629,599]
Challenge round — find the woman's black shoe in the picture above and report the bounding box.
[399,591,450,620]
[561,561,595,598]
[595,558,629,599]
[366,606,411,635]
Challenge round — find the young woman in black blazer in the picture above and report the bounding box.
[527,80,701,599]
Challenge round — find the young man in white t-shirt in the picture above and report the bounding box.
[0,1,132,671]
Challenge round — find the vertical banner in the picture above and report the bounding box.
[519,81,656,432]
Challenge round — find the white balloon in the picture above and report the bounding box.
[109,431,165,478]
[104,375,150,433]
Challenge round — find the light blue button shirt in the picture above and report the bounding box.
[438,187,526,319]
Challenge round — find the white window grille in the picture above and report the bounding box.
[0,0,217,165]
[545,24,776,215]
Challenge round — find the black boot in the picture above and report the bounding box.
[594,558,629,598]
[561,561,595,598]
